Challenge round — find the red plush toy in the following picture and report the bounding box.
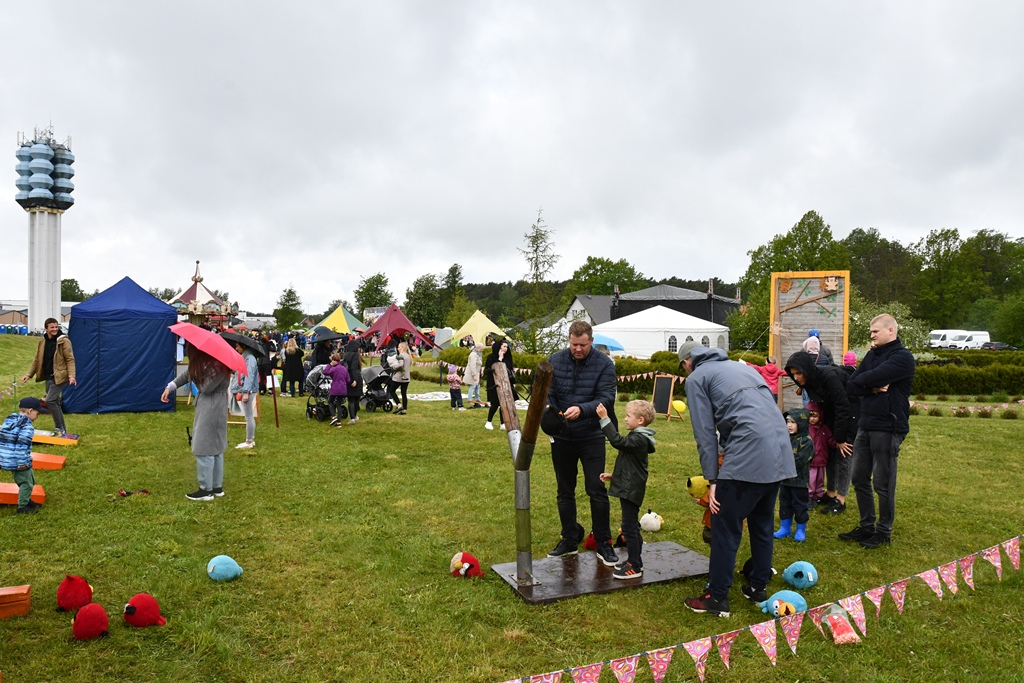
[123,593,166,627]
[450,551,486,578]
[72,602,109,640]
[585,530,628,551]
[56,575,93,612]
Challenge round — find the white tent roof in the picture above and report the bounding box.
[593,305,729,358]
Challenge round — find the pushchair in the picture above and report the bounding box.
[361,365,394,413]
[304,364,347,422]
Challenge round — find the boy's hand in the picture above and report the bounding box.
[595,403,607,419]
[599,473,612,483]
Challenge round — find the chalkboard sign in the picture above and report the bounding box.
[651,373,677,420]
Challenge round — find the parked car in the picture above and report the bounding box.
[945,331,991,350]
[981,341,1017,351]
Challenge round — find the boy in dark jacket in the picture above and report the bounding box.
[775,408,813,542]
[597,400,656,579]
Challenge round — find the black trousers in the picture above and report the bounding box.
[620,498,643,568]
[852,430,904,537]
[551,437,611,544]
[709,479,780,602]
[778,485,809,524]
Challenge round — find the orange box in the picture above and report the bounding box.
[0,483,46,506]
[0,585,31,619]
[31,452,66,470]
[32,432,79,446]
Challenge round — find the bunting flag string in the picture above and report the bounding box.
[500,534,1022,683]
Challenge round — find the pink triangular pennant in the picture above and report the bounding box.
[779,612,804,655]
[1002,537,1020,571]
[682,638,712,682]
[570,663,602,683]
[749,620,778,666]
[839,594,867,635]
[609,655,638,683]
[981,545,1003,579]
[917,569,944,599]
[646,647,675,683]
[808,604,830,637]
[714,630,741,669]
[938,562,959,595]
[864,586,886,618]
[889,579,908,613]
[530,673,562,683]
[959,555,976,590]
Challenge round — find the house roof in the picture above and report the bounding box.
[620,283,739,304]
[594,305,728,333]
[566,294,615,324]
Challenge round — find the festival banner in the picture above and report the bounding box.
[917,569,943,600]
[779,612,804,655]
[808,604,830,637]
[889,579,908,613]
[530,673,561,683]
[646,647,675,683]
[749,620,778,666]
[864,586,886,619]
[714,630,741,669]
[682,638,712,682]
[839,594,867,635]
[570,663,602,683]
[938,562,959,595]
[609,655,638,683]
[981,545,1003,580]
[1003,537,1020,571]
[959,554,976,590]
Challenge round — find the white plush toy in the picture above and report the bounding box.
[640,509,663,532]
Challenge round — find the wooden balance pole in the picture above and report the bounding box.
[493,361,553,586]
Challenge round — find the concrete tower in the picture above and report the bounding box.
[15,125,75,332]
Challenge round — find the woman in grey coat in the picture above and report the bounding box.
[161,345,233,501]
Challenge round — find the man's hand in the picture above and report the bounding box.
[599,472,612,483]
[160,387,171,403]
[595,403,607,420]
[21,375,29,384]
[708,483,720,514]
[837,441,853,457]
[564,406,581,421]
[871,384,890,394]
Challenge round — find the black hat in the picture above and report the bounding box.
[19,397,50,414]
[540,406,567,436]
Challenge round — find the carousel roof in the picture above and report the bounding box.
[169,261,235,316]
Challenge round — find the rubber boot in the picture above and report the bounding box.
[794,523,807,542]
[773,518,793,539]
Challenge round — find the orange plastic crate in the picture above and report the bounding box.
[0,483,46,506]
[0,585,31,619]
[31,452,66,470]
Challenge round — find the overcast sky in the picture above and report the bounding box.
[3,2,1022,315]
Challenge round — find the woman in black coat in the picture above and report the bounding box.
[342,340,363,424]
[281,338,305,396]
[484,338,519,430]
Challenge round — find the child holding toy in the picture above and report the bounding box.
[775,408,813,542]
[1,397,48,513]
[322,353,351,427]
[446,363,466,410]
[597,399,657,579]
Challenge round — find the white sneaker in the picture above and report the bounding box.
[500,424,507,431]
[484,422,494,430]
[458,407,466,411]
[235,441,255,450]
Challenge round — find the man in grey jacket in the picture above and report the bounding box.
[679,342,795,617]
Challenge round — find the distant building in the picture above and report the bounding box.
[564,284,740,328]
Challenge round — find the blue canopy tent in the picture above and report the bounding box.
[63,276,178,414]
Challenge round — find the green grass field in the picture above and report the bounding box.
[1,335,1022,682]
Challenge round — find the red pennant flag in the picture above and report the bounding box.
[1002,537,1020,571]
[750,620,778,666]
[531,673,562,683]
[917,569,944,600]
[839,594,868,635]
[715,630,741,669]
[646,647,675,683]
[682,638,712,682]
[570,663,602,683]
[864,586,886,618]
[959,554,977,590]
[609,655,639,683]
[938,562,959,595]
[808,604,830,637]
[889,580,908,613]
[981,545,1003,580]
[779,612,804,655]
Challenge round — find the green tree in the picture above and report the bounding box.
[964,298,1001,332]
[439,264,464,320]
[740,210,850,293]
[62,278,89,302]
[912,228,984,326]
[724,287,771,352]
[446,290,478,329]
[992,294,1024,347]
[147,286,178,301]
[513,209,564,354]
[960,229,1024,298]
[353,273,394,314]
[847,286,929,350]
[403,274,444,327]
[273,285,305,330]
[843,228,920,306]
[568,256,647,295]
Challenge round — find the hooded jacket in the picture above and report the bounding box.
[0,413,35,471]
[485,339,519,404]
[684,347,795,484]
[846,337,916,434]
[599,418,655,506]
[784,351,857,444]
[805,401,834,468]
[547,343,617,442]
[26,333,76,385]
[342,341,363,395]
[782,408,813,488]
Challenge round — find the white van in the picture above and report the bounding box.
[945,331,991,350]
[929,329,966,348]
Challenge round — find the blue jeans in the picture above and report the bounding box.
[467,384,481,403]
[195,452,224,492]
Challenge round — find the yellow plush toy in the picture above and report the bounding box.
[686,475,709,498]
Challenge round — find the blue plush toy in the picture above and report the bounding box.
[759,589,807,616]
[782,561,818,590]
[207,555,243,581]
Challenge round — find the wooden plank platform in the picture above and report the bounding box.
[491,541,709,604]
[32,431,79,446]
[0,483,46,506]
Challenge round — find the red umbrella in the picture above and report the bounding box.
[169,322,248,376]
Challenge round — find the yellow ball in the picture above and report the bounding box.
[673,400,687,414]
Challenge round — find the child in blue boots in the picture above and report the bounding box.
[775,408,813,542]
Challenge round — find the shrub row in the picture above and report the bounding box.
[924,349,1024,368]
[912,364,1024,395]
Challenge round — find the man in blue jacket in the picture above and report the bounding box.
[680,341,795,617]
[546,320,619,567]
[839,314,916,549]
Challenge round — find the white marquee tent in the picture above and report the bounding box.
[592,305,729,358]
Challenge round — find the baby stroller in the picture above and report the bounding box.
[361,365,393,413]
[304,364,348,422]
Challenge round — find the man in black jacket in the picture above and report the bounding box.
[546,320,619,566]
[839,314,916,549]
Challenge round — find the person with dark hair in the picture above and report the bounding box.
[342,340,363,424]
[22,318,76,437]
[483,339,517,430]
[161,345,234,501]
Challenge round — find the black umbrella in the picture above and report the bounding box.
[220,331,267,357]
[312,325,346,343]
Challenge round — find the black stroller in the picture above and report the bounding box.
[361,365,393,413]
[305,364,348,422]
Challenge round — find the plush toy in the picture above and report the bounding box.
[740,557,777,583]
[686,475,709,499]
[640,510,663,532]
[207,555,243,581]
[584,530,627,551]
[783,561,818,590]
[759,590,808,616]
[56,575,93,612]
[450,551,485,578]
[72,602,109,640]
[123,593,166,627]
